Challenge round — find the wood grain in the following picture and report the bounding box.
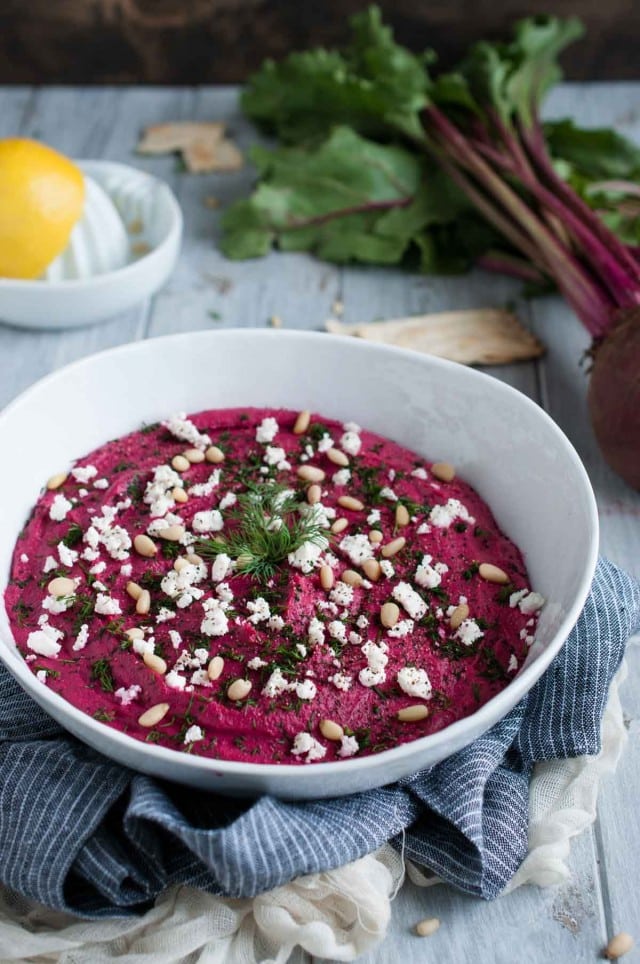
[0,0,638,84]
[0,82,638,963]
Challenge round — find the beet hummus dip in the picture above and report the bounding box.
[6,408,544,764]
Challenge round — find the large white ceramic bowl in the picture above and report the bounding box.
[0,161,182,329]
[0,330,598,798]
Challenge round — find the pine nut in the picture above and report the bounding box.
[362,558,381,582]
[134,534,157,558]
[478,562,509,584]
[449,603,469,629]
[143,652,167,675]
[431,461,455,482]
[157,525,185,542]
[337,495,364,512]
[395,504,410,527]
[307,483,322,505]
[381,536,406,558]
[126,627,144,640]
[341,569,363,587]
[173,486,188,504]
[126,580,143,600]
[415,917,440,937]
[205,445,225,464]
[136,590,151,615]
[297,465,325,483]
[398,704,429,722]
[327,447,349,467]
[369,529,383,544]
[138,702,170,728]
[47,576,75,597]
[331,518,348,534]
[207,655,224,681]
[320,719,344,741]
[46,472,68,490]
[320,565,334,590]
[605,932,634,959]
[293,410,311,435]
[380,601,400,628]
[186,553,203,566]
[183,448,205,463]
[227,678,252,701]
[174,557,190,572]
[171,454,190,472]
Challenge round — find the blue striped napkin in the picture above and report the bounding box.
[1,557,637,917]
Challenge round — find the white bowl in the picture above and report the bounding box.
[0,161,182,329]
[0,330,598,799]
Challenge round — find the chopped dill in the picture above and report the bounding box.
[197,480,328,582]
[90,658,115,692]
[62,522,83,548]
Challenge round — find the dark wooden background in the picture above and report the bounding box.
[0,0,638,84]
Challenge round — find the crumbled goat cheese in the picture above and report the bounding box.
[356,614,369,629]
[71,464,98,483]
[367,509,381,525]
[288,536,328,573]
[36,670,47,684]
[295,678,317,701]
[393,582,427,620]
[518,591,545,614]
[183,725,204,744]
[348,631,362,646]
[43,555,58,573]
[291,732,326,763]
[299,501,336,530]
[49,494,73,521]
[379,560,394,578]
[20,553,29,563]
[88,506,131,560]
[508,654,518,673]
[328,621,347,643]
[340,431,361,456]
[165,671,187,690]
[73,624,90,651]
[89,561,107,575]
[144,463,184,517]
[247,597,271,624]
[57,541,78,568]
[397,666,432,699]
[248,656,268,670]
[115,684,141,706]
[330,672,352,691]
[338,734,359,758]
[417,522,431,535]
[216,582,234,605]
[508,589,528,608]
[190,669,211,687]
[211,553,232,582]
[201,599,229,637]
[429,499,475,528]
[192,509,223,534]
[42,595,74,614]
[93,478,108,490]
[339,534,374,565]
[156,607,176,623]
[189,469,221,498]
[163,414,211,451]
[380,487,398,502]
[263,668,290,698]
[133,638,156,656]
[94,593,122,616]
[332,469,351,486]
[455,618,484,647]
[264,445,286,466]
[256,417,279,444]
[411,467,428,480]
[330,582,354,607]
[359,640,388,687]
[388,619,415,638]
[268,615,285,631]
[414,554,448,589]
[168,630,182,649]
[27,625,62,657]
[308,617,326,646]
[219,492,237,511]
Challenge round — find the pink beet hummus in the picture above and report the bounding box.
[6,408,543,764]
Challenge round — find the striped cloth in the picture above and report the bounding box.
[0,558,637,918]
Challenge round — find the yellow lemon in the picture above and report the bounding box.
[0,138,85,279]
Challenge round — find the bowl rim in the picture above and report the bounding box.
[0,328,600,786]
[0,159,183,293]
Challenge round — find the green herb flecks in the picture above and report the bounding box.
[90,658,115,692]
[62,522,83,548]
[197,480,328,582]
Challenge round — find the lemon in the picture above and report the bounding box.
[0,138,85,279]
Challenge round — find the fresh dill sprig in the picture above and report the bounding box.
[197,480,328,582]
[90,658,115,692]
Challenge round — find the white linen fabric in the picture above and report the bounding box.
[0,659,629,964]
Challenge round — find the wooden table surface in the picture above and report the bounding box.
[0,82,638,963]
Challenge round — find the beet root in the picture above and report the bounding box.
[588,307,640,490]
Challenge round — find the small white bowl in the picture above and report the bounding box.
[0,330,598,798]
[0,161,182,329]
